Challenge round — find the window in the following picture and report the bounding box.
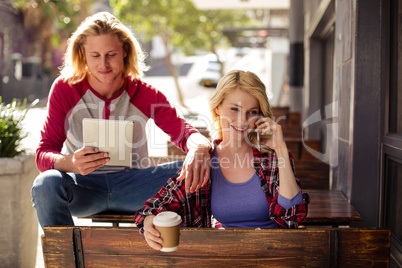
[381,0,402,266]
[389,0,402,134]
[383,156,402,241]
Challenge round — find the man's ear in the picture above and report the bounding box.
[124,44,128,57]
[80,46,86,60]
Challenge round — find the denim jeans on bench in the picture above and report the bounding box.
[31,161,183,229]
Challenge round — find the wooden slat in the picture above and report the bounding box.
[80,228,330,267]
[338,229,391,267]
[303,189,362,225]
[282,125,302,139]
[167,142,186,156]
[287,112,301,126]
[83,213,135,224]
[295,160,329,189]
[287,139,321,161]
[149,156,186,165]
[299,140,321,160]
[84,254,324,267]
[167,127,211,156]
[41,227,76,268]
[272,106,290,121]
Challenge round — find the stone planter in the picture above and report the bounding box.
[0,154,39,268]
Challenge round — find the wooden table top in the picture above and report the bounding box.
[302,189,362,226]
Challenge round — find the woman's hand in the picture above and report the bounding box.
[177,133,211,193]
[255,117,300,198]
[255,117,285,151]
[143,215,163,250]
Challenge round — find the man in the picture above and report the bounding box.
[31,12,211,229]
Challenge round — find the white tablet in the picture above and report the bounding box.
[82,118,134,167]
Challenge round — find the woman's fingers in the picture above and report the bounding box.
[144,228,163,250]
[255,117,277,134]
[144,216,163,250]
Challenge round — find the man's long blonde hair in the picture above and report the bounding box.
[209,70,273,152]
[59,12,148,85]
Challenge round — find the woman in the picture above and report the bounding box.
[31,12,211,229]
[134,70,310,251]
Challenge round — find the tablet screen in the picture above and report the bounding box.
[82,118,134,167]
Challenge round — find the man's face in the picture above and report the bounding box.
[83,34,126,86]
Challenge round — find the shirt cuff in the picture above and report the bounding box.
[278,190,303,210]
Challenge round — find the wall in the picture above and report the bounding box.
[303,0,382,227]
[349,0,383,227]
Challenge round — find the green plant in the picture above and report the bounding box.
[0,97,38,157]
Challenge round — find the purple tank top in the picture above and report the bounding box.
[210,149,302,228]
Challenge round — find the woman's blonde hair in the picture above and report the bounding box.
[59,12,148,85]
[209,70,273,152]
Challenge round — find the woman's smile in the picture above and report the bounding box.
[231,125,248,133]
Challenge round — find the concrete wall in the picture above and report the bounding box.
[0,155,39,268]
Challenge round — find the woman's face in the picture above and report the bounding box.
[83,34,126,87]
[215,88,260,143]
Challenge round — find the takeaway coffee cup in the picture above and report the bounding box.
[153,211,182,252]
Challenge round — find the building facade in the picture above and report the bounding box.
[301,0,401,266]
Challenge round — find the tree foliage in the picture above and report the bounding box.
[11,0,89,74]
[111,0,252,107]
[111,0,251,56]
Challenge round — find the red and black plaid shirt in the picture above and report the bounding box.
[134,140,310,235]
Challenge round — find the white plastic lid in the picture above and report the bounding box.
[153,211,182,227]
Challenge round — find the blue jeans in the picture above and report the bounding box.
[31,161,183,229]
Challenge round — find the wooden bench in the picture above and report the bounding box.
[302,189,362,226]
[295,160,330,189]
[286,139,321,161]
[168,126,211,156]
[41,227,390,267]
[272,106,301,126]
[272,106,290,121]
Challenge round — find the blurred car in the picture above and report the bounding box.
[235,47,251,57]
[199,60,222,88]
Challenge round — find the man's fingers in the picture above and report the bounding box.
[80,146,99,156]
[190,162,200,193]
[202,161,211,187]
[195,165,205,191]
[178,154,193,181]
[185,165,193,194]
[77,157,109,175]
[177,165,186,181]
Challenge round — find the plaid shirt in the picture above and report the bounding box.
[134,140,310,235]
